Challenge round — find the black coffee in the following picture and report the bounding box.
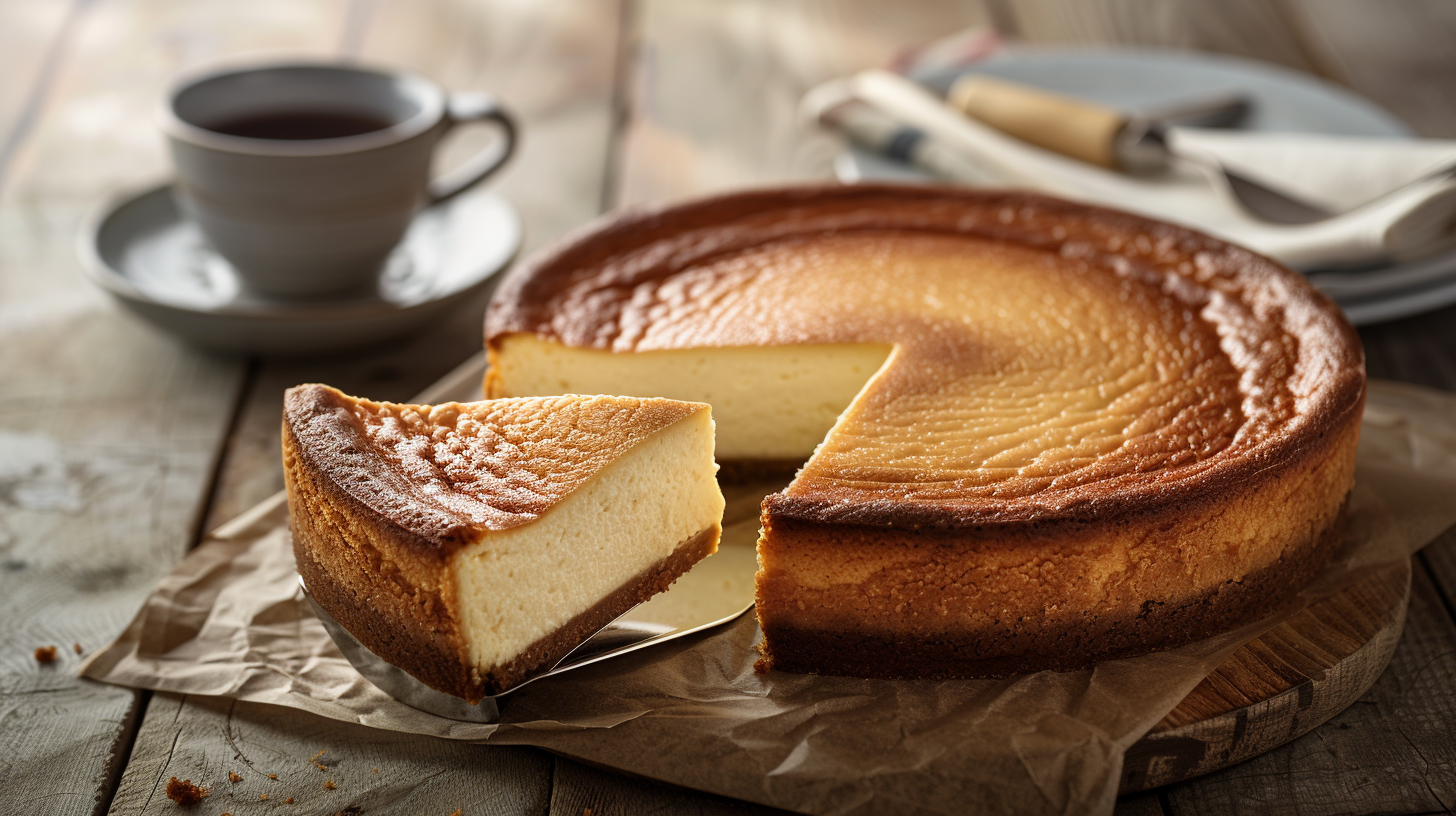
[208,110,393,140]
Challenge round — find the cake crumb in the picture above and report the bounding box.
[268,773,278,779]
[324,781,337,790]
[285,797,295,804]
[73,642,83,654]
[260,793,269,801]
[165,777,208,805]
[372,768,379,774]
[313,748,328,770]
[228,771,242,783]
[34,646,57,664]
[449,810,463,816]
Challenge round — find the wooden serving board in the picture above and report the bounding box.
[1121,557,1411,793]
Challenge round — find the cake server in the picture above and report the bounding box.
[302,576,754,723]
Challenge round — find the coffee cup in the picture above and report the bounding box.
[162,61,515,299]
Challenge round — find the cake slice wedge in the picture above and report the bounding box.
[282,384,725,702]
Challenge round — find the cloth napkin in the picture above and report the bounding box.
[807,70,1456,270]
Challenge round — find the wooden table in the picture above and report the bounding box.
[3,2,1454,814]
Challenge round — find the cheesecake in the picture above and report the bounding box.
[283,384,725,701]
[484,184,1365,679]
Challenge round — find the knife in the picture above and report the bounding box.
[946,74,1250,174]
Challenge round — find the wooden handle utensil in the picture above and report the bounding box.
[948,75,1126,168]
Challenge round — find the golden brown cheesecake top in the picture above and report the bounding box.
[283,385,703,550]
[486,185,1364,528]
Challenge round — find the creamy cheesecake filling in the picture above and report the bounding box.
[489,335,893,461]
[449,408,725,673]
[283,385,730,699]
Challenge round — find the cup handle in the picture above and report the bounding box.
[427,92,517,204]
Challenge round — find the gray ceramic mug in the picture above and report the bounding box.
[163,62,515,298]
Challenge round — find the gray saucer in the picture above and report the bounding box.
[80,183,521,354]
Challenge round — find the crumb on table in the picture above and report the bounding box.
[324,781,337,790]
[72,642,83,654]
[34,646,57,664]
[228,771,242,783]
[165,777,208,806]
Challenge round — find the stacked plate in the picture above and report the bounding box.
[837,48,1456,326]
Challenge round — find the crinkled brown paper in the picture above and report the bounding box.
[83,373,1456,816]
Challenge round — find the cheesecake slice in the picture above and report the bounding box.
[283,384,725,702]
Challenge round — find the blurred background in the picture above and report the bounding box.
[4,2,1456,815]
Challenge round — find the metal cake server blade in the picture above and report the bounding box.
[301,577,754,723]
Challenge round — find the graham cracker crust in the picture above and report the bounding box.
[756,505,1344,680]
[299,522,719,702]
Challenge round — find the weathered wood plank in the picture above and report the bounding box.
[546,755,1169,816]
[548,757,793,816]
[1420,527,1456,655]
[1163,564,1456,815]
[0,2,357,815]
[107,692,552,816]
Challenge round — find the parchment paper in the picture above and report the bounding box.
[82,379,1456,816]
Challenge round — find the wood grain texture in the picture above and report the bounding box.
[546,756,1171,816]
[1163,563,1456,815]
[1124,559,1411,793]
[107,692,553,816]
[0,2,353,815]
[548,757,794,816]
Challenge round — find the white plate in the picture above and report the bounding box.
[81,183,521,354]
[840,47,1456,325]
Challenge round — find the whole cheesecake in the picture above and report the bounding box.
[283,384,724,700]
[484,184,1365,679]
